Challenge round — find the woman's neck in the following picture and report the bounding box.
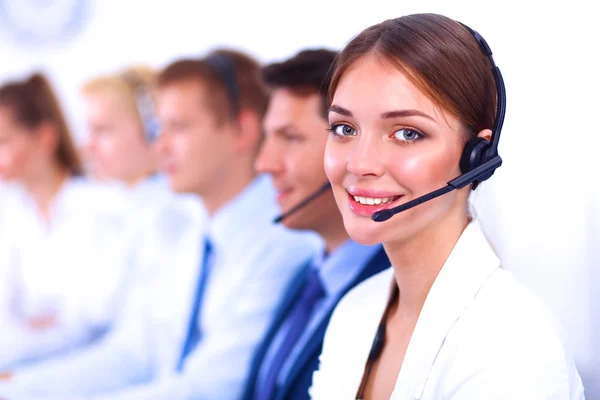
[23,163,69,221]
[384,211,470,316]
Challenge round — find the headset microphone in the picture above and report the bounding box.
[273,181,331,223]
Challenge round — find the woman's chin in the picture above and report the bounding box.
[345,223,384,246]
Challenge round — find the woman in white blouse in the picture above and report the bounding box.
[0,73,130,368]
[310,13,585,399]
[79,65,206,287]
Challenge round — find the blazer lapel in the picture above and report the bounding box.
[392,222,500,399]
[242,263,311,399]
[277,248,390,399]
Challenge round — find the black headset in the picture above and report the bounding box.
[370,22,505,222]
[458,23,505,189]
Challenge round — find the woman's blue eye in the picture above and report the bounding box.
[393,128,422,141]
[332,124,356,136]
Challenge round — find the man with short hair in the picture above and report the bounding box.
[242,49,391,400]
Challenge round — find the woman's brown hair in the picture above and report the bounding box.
[328,13,497,143]
[0,73,82,176]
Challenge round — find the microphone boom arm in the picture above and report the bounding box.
[372,156,502,222]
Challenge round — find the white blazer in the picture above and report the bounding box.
[4,175,322,400]
[310,221,585,399]
[0,177,131,368]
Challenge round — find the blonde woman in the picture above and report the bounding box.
[81,66,159,189]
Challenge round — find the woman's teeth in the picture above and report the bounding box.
[352,195,400,205]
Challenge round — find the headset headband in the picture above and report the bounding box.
[121,70,160,143]
[205,53,240,116]
[459,22,506,159]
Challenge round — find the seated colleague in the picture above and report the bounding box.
[82,65,159,189]
[81,65,181,212]
[0,73,130,369]
[80,65,203,282]
[0,49,321,400]
[241,49,391,400]
[309,14,585,399]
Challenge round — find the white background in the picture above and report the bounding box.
[1,0,598,396]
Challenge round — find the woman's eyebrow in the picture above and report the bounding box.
[381,109,434,121]
[329,105,434,122]
[328,105,352,117]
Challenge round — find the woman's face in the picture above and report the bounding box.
[324,55,469,246]
[83,90,152,185]
[0,107,40,181]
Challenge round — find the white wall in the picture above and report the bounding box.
[1,0,598,395]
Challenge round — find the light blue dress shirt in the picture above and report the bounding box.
[256,239,382,392]
[0,174,322,400]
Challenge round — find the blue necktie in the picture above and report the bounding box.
[177,238,213,372]
[257,267,326,399]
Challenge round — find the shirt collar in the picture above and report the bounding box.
[205,174,278,254]
[314,239,384,298]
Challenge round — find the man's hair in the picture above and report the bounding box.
[157,48,269,125]
[262,49,337,118]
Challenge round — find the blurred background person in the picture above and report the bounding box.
[81,66,158,188]
[80,65,175,214]
[0,72,131,369]
[0,49,321,400]
[79,65,204,276]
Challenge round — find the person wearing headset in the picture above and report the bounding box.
[80,65,204,287]
[309,13,585,399]
[0,73,129,369]
[241,49,391,400]
[81,66,159,189]
[0,49,320,400]
[80,66,189,219]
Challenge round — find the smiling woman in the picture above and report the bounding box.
[310,13,585,400]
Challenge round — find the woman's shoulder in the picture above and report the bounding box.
[440,268,584,396]
[468,267,568,343]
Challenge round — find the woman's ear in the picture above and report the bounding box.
[477,128,493,142]
[36,121,60,154]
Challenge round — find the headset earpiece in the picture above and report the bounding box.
[460,137,490,173]
[459,137,491,189]
[121,70,160,144]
